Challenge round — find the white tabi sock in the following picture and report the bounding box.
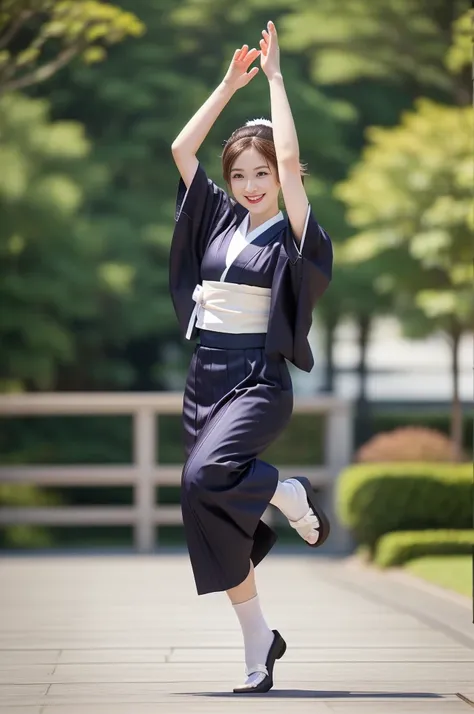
[233,595,274,688]
[270,478,320,545]
[270,478,308,521]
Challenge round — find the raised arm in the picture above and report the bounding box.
[171,46,261,188]
[260,21,309,244]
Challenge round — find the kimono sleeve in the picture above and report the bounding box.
[174,162,234,262]
[169,163,234,340]
[285,204,333,292]
[269,206,333,372]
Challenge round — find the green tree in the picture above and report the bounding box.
[280,0,469,103]
[35,0,208,390]
[0,1,157,392]
[0,0,144,93]
[0,92,106,390]
[32,0,353,391]
[234,0,438,398]
[337,99,472,458]
[278,0,470,406]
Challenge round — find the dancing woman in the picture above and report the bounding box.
[170,21,333,694]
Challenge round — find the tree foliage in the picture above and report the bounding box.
[0,92,105,389]
[25,0,355,391]
[0,0,470,396]
[279,0,470,102]
[446,9,472,74]
[336,95,472,455]
[0,0,144,93]
[337,99,472,334]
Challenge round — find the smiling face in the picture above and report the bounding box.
[229,147,281,221]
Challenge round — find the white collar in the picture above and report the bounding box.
[240,211,284,243]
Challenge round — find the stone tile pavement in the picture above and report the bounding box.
[0,552,473,713]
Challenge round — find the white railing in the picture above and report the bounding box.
[0,393,353,552]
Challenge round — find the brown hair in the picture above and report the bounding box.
[221,123,307,184]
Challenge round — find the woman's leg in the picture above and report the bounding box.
[226,562,275,689]
[181,385,292,596]
[226,561,257,604]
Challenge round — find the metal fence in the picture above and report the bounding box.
[0,393,353,552]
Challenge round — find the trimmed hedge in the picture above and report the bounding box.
[335,462,471,550]
[374,530,474,567]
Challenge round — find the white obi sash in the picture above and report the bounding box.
[185,280,271,339]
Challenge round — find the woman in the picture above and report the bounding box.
[169,21,333,694]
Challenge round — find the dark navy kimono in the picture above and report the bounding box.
[169,164,332,595]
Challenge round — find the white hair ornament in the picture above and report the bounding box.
[245,118,273,128]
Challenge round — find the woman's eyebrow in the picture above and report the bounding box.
[231,165,270,172]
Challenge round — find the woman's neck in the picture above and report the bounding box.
[247,206,280,233]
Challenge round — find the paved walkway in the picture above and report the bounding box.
[0,552,473,713]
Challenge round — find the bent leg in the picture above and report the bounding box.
[181,387,292,595]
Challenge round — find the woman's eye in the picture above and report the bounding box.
[257,171,268,177]
[231,173,243,179]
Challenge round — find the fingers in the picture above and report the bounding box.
[243,47,260,66]
[236,44,248,61]
[244,66,259,84]
[236,22,277,68]
[262,21,277,50]
[235,45,260,66]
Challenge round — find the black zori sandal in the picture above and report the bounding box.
[289,476,331,547]
[233,630,287,694]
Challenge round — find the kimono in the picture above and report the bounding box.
[169,163,332,595]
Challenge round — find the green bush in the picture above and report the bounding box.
[336,462,471,551]
[0,483,61,548]
[374,530,474,567]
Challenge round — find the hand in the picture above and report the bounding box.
[260,21,281,80]
[222,45,260,91]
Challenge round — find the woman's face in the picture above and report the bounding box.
[229,147,280,218]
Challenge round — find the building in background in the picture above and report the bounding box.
[293,319,471,404]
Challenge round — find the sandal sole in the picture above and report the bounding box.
[233,629,286,694]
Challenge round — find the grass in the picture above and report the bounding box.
[404,555,472,598]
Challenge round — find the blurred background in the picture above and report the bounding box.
[0,0,471,596]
